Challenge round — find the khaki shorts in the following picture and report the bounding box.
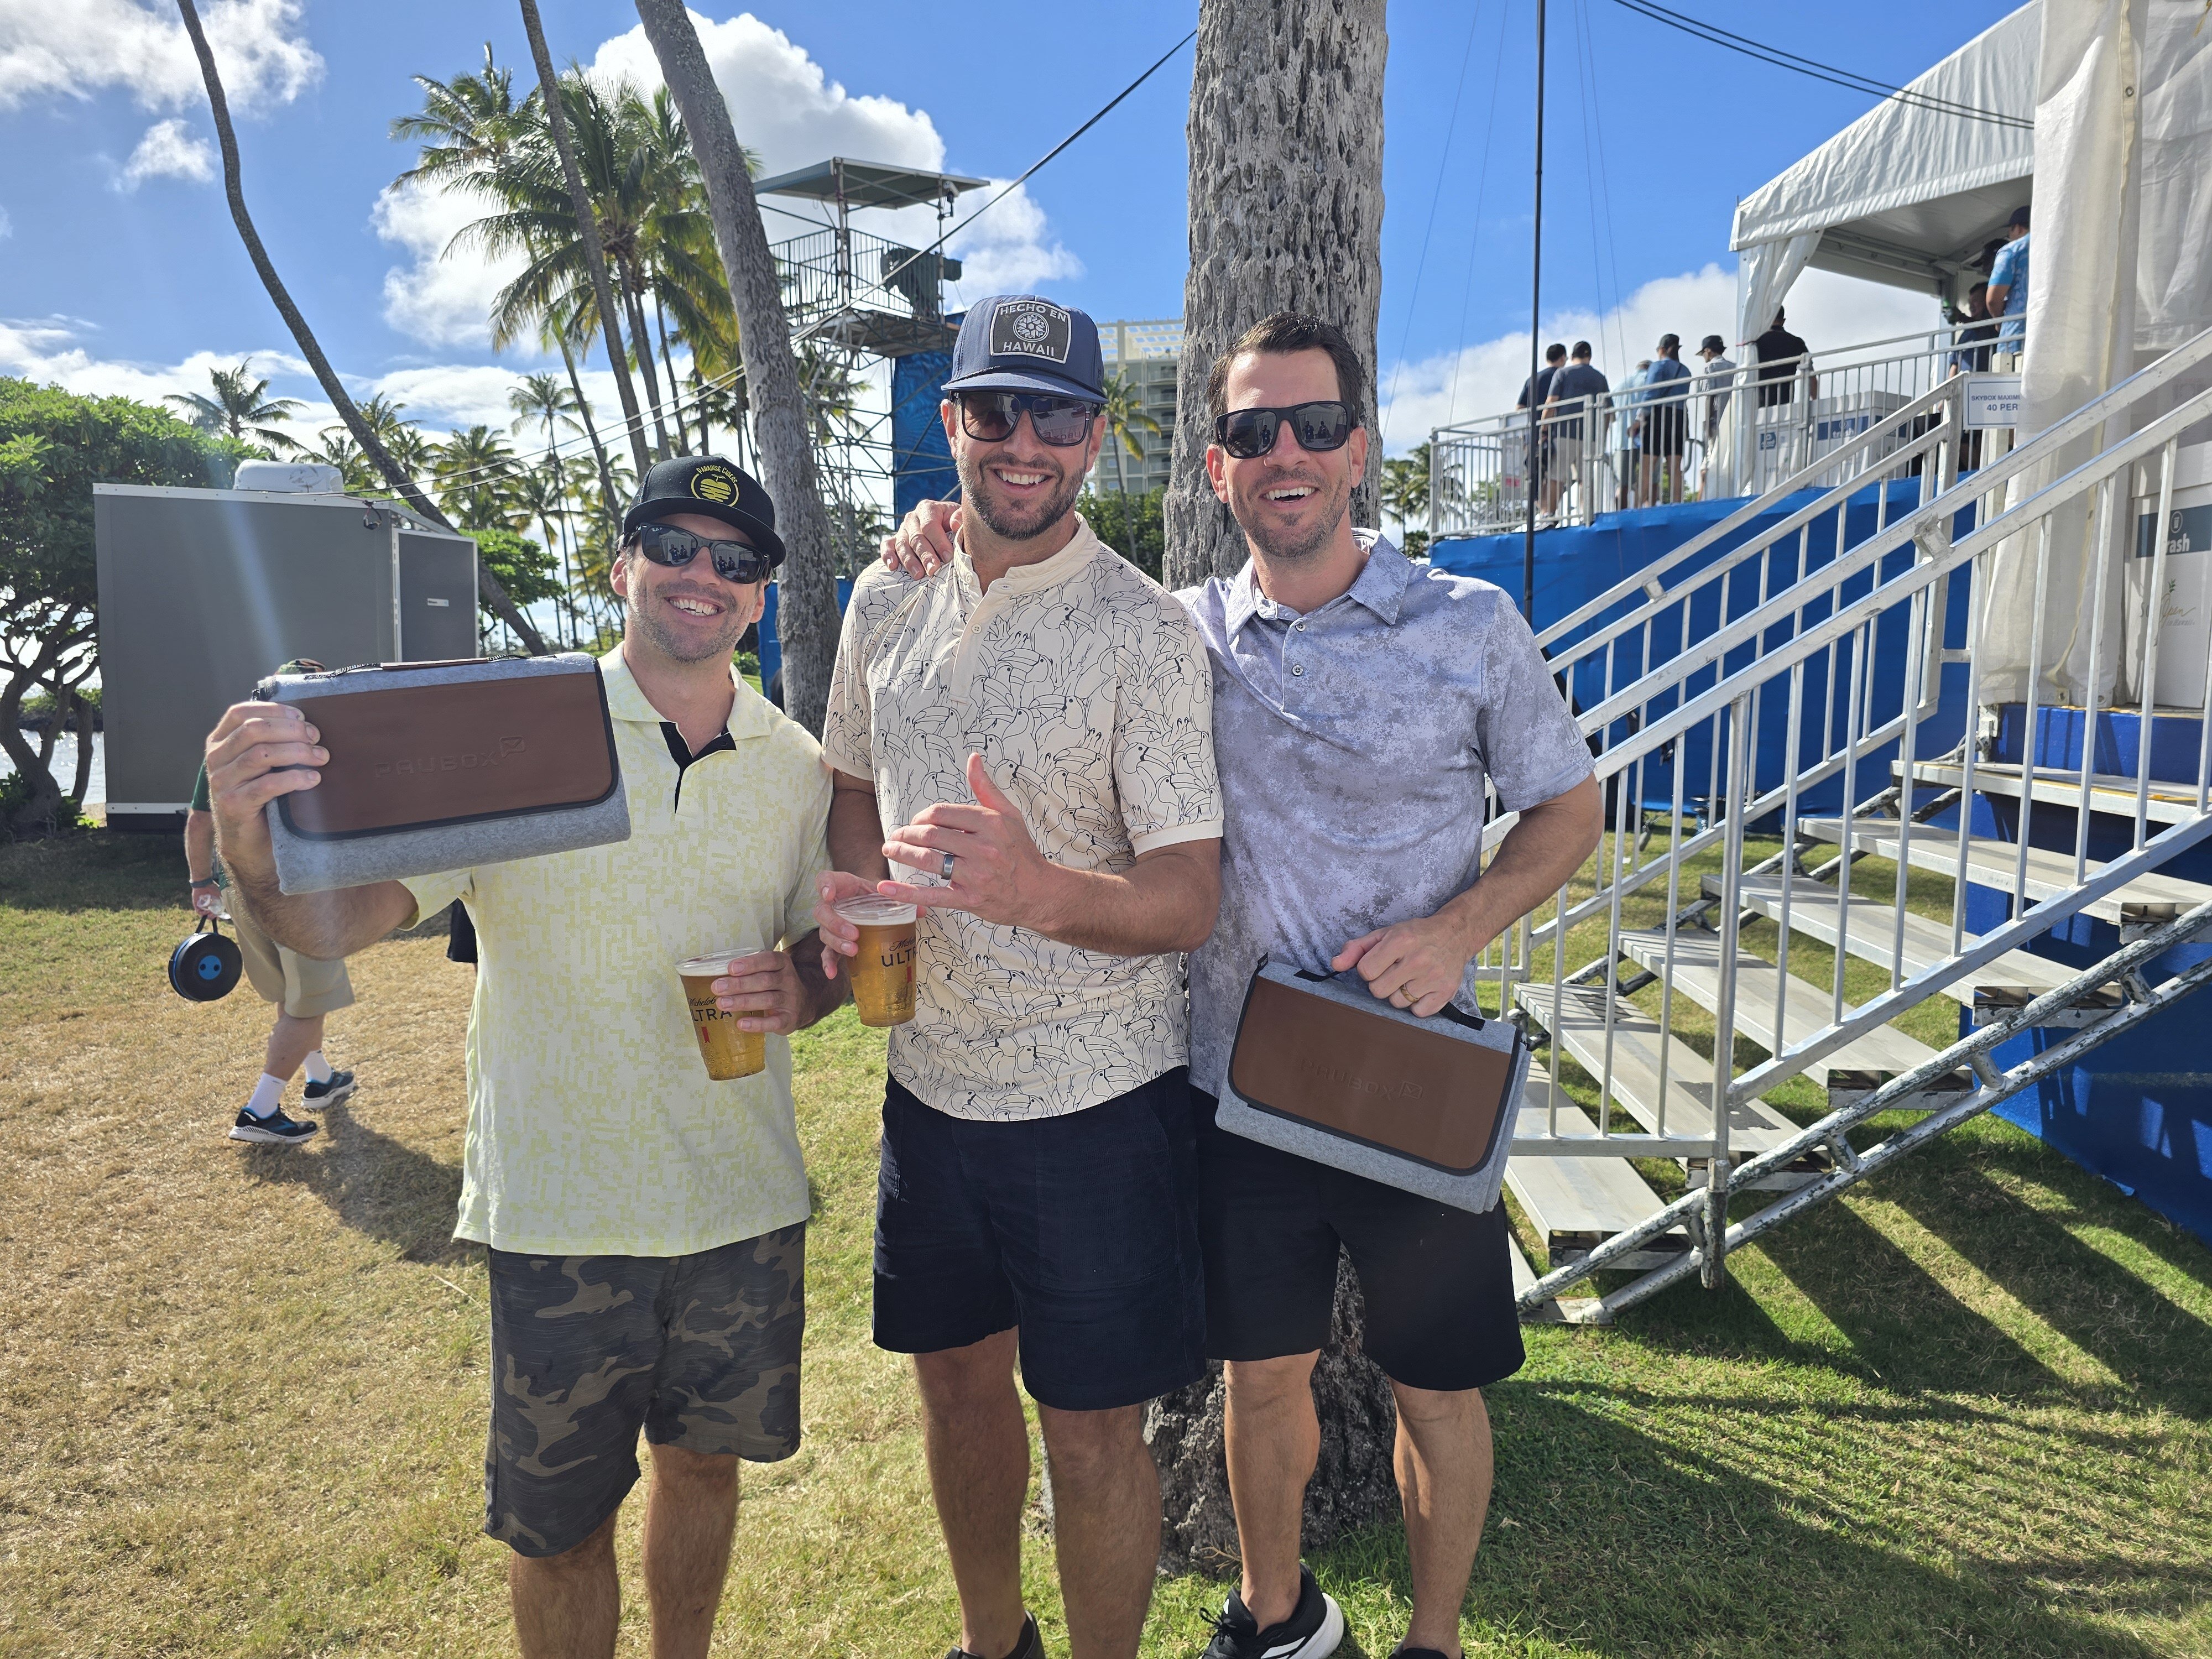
[227,900,354,1018]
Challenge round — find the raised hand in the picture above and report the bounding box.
[880,498,961,580]
[878,752,1062,931]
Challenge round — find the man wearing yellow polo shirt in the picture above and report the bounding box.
[200,456,841,1659]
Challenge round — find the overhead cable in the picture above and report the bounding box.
[1607,0,2034,130]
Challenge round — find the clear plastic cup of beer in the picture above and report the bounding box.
[677,951,769,1079]
[835,896,919,1027]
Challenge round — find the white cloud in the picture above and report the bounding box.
[372,179,527,350]
[0,316,312,408]
[0,0,321,114]
[118,117,213,189]
[1376,264,1947,453]
[378,12,1077,351]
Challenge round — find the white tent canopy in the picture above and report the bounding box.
[1730,4,2039,341]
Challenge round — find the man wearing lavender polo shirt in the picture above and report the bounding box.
[879,314,1601,1659]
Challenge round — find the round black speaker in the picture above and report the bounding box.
[169,916,243,1002]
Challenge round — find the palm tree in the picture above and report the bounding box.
[1380,444,1432,553]
[431,425,522,531]
[1098,369,1162,497]
[307,427,380,493]
[1163,0,1386,587]
[508,459,576,646]
[164,360,305,455]
[175,0,545,651]
[509,371,583,452]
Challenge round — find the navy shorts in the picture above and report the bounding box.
[1194,1089,1525,1392]
[874,1070,1207,1412]
[483,1227,805,1558]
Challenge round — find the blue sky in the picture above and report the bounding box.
[0,0,2022,456]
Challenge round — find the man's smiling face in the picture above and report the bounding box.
[945,394,1103,544]
[1206,347,1366,564]
[613,510,766,666]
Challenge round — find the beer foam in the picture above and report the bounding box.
[834,896,918,925]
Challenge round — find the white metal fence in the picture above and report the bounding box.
[1477,326,2212,1319]
[1429,327,2015,536]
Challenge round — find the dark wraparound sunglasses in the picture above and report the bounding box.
[630,522,775,585]
[956,391,1100,447]
[1213,401,1354,460]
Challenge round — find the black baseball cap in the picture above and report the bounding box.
[941,294,1105,403]
[622,455,784,565]
[1700,334,1726,353]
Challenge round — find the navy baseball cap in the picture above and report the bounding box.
[2008,204,2031,229]
[622,455,784,566]
[941,294,1105,403]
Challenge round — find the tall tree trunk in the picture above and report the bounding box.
[625,281,672,460]
[557,333,625,519]
[1162,0,1387,589]
[67,686,95,808]
[654,295,690,452]
[632,0,841,737]
[176,0,545,655]
[519,0,651,485]
[1148,0,1402,1565]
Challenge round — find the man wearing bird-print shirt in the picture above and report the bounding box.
[814,294,1223,1659]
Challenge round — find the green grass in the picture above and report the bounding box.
[3,831,2211,1656]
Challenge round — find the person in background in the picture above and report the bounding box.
[1541,341,1611,524]
[1949,283,2000,471]
[1634,336,1693,507]
[1754,307,1816,408]
[183,656,354,1147]
[1613,358,1652,509]
[1694,334,1738,497]
[1515,342,1567,519]
[1986,205,2031,369]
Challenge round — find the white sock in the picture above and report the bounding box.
[303,1050,333,1084]
[244,1073,286,1119]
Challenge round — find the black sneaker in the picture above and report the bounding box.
[1202,1565,1343,1658]
[228,1107,319,1146]
[1203,1575,1336,1659]
[302,1069,356,1109]
[946,1611,1041,1659]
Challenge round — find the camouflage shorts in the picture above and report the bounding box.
[483,1224,805,1557]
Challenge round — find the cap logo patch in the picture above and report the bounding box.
[690,465,740,505]
[990,299,1071,365]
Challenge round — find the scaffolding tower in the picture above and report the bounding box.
[754,157,986,570]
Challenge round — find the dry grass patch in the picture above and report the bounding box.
[5,832,2211,1657]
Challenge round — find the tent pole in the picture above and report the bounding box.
[1525,0,1546,624]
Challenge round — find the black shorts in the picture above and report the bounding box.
[1194,1089,1525,1392]
[483,1226,805,1557]
[874,1070,1207,1411]
[1642,404,1687,457]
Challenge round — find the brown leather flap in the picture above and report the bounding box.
[1227,975,1514,1175]
[279,671,617,838]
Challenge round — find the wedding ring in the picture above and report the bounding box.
[941,851,957,880]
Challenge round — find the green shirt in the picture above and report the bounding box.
[400,646,833,1258]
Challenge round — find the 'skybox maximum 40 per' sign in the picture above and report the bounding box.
[1965,374,2023,430]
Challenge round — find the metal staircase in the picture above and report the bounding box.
[1488,328,2212,1324]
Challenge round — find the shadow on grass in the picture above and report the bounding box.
[1311,1386,2178,1659]
[237,1103,469,1264]
[0,830,177,910]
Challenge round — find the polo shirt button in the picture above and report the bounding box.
[1291,664,1306,676]
[1293,619,1306,630]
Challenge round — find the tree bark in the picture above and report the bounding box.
[631,0,841,737]
[1146,1251,1401,1573]
[175,0,546,656]
[625,282,673,459]
[1162,0,1388,589]
[519,0,653,485]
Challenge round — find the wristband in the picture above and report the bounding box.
[190,878,219,889]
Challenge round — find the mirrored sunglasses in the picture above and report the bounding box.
[632,522,774,585]
[956,391,1099,447]
[1213,401,1354,460]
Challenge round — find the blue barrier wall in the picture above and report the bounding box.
[1430,482,1974,822]
[891,351,956,518]
[757,577,854,705]
[1950,707,2212,1244]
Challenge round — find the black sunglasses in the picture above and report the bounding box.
[630,522,774,585]
[1213,401,1354,460]
[956,390,1099,447]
